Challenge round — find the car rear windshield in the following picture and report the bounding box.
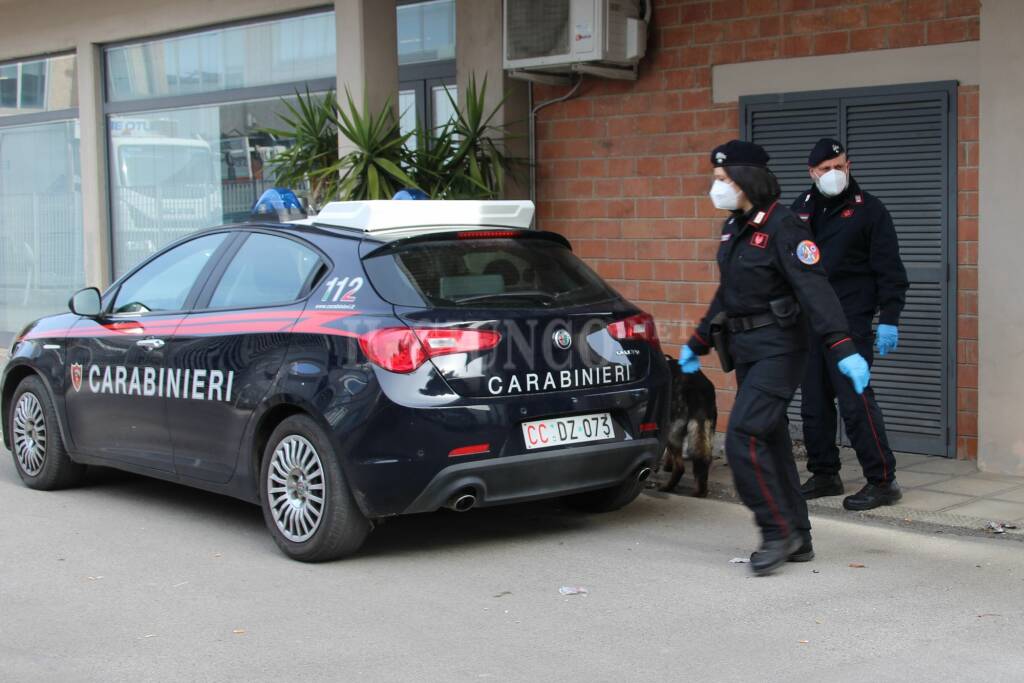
[362,236,619,308]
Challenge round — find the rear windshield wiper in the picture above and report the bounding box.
[450,290,561,306]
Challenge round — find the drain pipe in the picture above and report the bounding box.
[528,76,584,210]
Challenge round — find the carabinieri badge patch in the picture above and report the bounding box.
[796,240,821,265]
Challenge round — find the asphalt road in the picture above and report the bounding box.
[2,459,1023,682]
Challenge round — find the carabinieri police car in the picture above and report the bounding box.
[2,191,670,561]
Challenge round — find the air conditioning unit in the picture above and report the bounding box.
[503,0,647,79]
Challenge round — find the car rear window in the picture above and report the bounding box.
[362,237,619,308]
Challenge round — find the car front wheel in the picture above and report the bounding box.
[259,414,370,562]
[8,375,85,490]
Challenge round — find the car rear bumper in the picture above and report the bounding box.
[401,438,659,514]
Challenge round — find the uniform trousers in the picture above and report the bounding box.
[725,351,810,542]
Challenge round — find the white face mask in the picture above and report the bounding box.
[709,179,742,211]
[815,169,848,197]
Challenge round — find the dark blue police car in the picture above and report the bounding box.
[2,195,670,561]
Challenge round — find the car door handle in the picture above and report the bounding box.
[136,338,165,350]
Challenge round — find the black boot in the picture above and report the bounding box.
[788,530,814,562]
[843,481,902,511]
[750,534,803,576]
[800,473,844,499]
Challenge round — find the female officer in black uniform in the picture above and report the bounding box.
[678,140,871,576]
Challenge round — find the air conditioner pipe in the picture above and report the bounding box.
[528,76,584,210]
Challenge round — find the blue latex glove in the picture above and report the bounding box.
[876,324,898,356]
[678,345,701,374]
[837,353,871,394]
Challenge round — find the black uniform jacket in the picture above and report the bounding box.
[687,201,857,365]
[791,178,908,327]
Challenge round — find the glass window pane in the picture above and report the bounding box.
[0,54,77,117]
[0,119,83,344]
[209,233,318,309]
[399,89,418,150]
[104,11,336,102]
[113,233,226,314]
[432,84,457,131]
[109,93,326,276]
[397,0,455,65]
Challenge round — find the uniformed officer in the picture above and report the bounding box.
[679,140,871,576]
[792,138,909,511]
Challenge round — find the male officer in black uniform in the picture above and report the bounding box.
[792,138,909,510]
[681,140,871,574]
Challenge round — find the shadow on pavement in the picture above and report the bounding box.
[2,461,664,559]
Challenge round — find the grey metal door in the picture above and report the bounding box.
[741,82,957,457]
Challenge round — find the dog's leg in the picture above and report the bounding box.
[688,419,713,498]
[659,446,685,492]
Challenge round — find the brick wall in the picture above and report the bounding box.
[956,84,978,459]
[533,0,980,457]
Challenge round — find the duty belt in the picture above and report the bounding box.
[726,311,777,333]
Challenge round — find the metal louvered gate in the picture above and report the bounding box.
[740,82,957,457]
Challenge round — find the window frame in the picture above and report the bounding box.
[190,228,332,314]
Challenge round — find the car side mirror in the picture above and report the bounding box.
[69,287,102,317]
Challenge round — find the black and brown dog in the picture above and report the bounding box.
[658,355,718,497]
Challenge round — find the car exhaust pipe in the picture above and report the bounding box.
[637,467,653,483]
[447,491,477,512]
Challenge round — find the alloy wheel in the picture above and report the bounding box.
[266,435,326,542]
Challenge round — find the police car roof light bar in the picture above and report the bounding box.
[303,200,536,233]
[252,188,307,221]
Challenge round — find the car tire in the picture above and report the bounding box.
[562,475,644,513]
[8,375,85,490]
[259,414,371,562]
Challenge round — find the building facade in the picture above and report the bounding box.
[0,0,1021,475]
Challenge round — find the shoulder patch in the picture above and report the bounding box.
[750,231,769,248]
[796,240,821,265]
[841,207,854,218]
[854,194,864,204]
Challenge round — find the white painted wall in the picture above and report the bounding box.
[978,0,1024,475]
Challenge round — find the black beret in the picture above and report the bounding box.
[808,137,845,167]
[710,140,770,168]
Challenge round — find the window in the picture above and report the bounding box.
[398,1,456,142]
[0,53,80,346]
[0,54,77,116]
[363,238,618,308]
[209,233,319,309]
[398,0,456,65]
[105,12,336,102]
[104,11,336,277]
[113,233,226,314]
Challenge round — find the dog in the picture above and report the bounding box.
[658,355,717,497]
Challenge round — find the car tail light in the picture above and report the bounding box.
[359,327,501,373]
[639,422,658,434]
[608,312,660,349]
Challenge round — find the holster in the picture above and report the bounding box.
[769,296,801,328]
[709,311,734,374]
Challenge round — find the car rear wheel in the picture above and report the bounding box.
[8,375,85,490]
[562,474,645,513]
[259,414,370,562]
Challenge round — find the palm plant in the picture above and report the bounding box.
[330,90,420,200]
[260,88,342,210]
[263,75,521,205]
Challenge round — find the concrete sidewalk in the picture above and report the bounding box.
[656,448,1024,539]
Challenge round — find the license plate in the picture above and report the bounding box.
[522,412,615,450]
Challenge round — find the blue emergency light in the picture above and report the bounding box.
[251,188,307,220]
[392,188,429,200]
